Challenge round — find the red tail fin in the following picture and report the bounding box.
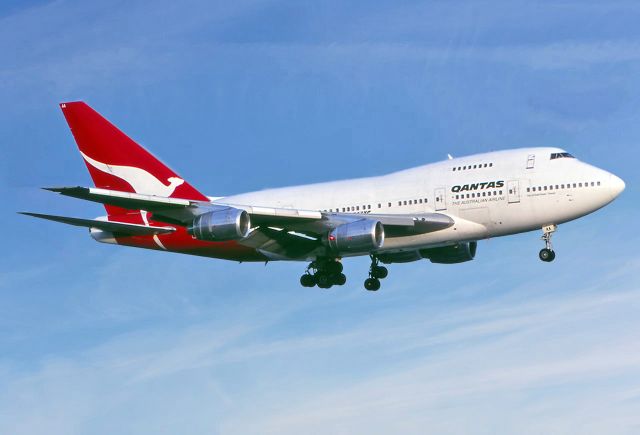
[60,102,208,215]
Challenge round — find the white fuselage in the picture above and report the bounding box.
[223,147,624,254]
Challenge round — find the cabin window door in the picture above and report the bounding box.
[526,154,535,169]
[435,187,447,211]
[507,180,520,204]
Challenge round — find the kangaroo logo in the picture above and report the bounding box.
[81,152,184,197]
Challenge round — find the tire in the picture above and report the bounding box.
[372,266,388,279]
[327,261,343,274]
[332,273,347,286]
[364,277,381,291]
[316,273,332,289]
[300,274,315,287]
[549,250,556,262]
[539,248,553,262]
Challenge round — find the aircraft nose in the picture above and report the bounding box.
[609,173,625,199]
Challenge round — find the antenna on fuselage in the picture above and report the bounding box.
[447,154,453,160]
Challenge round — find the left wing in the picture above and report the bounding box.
[19,212,176,235]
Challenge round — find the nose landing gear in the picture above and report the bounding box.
[539,224,557,262]
[300,259,346,289]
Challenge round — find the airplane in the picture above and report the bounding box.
[21,102,626,291]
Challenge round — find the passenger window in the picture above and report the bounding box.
[597,181,601,186]
[579,183,582,187]
[388,202,391,207]
[398,201,401,206]
[489,163,493,167]
[403,200,407,205]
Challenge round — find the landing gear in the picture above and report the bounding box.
[364,255,388,291]
[364,277,381,291]
[300,259,346,289]
[539,224,557,262]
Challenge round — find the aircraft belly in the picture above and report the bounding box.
[379,216,487,251]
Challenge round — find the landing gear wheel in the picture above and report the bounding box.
[364,277,381,291]
[300,274,316,287]
[539,248,555,262]
[327,261,343,274]
[371,265,388,279]
[315,272,333,289]
[539,225,558,263]
[332,273,347,286]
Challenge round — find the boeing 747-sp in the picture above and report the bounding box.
[21,102,625,290]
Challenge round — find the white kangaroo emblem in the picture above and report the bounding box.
[81,152,184,197]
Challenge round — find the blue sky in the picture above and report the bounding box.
[1,1,639,433]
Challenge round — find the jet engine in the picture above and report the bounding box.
[327,219,384,253]
[420,241,477,264]
[187,207,251,241]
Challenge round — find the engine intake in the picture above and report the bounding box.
[420,241,477,264]
[328,219,384,253]
[188,208,251,241]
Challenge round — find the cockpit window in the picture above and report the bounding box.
[550,152,575,160]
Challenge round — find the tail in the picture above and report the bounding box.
[60,102,208,214]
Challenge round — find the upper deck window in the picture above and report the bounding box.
[550,152,575,160]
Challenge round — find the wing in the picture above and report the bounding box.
[41,186,454,258]
[19,212,176,236]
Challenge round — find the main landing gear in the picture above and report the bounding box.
[539,224,557,262]
[299,255,390,291]
[300,259,347,289]
[364,255,388,291]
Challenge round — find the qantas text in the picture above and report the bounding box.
[451,180,505,193]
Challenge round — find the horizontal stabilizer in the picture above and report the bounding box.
[44,186,194,211]
[19,212,176,236]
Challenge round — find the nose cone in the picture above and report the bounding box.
[609,174,625,199]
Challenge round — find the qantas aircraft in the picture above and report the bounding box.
[22,102,625,290]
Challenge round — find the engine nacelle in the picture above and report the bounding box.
[420,241,477,264]
[327,219,384,253]
[187,208,251,241]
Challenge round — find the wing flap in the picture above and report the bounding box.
[19,212,176,236]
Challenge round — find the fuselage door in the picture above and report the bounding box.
[526,154,535,169]
[435,187,447,211]
[507,180,520,204]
